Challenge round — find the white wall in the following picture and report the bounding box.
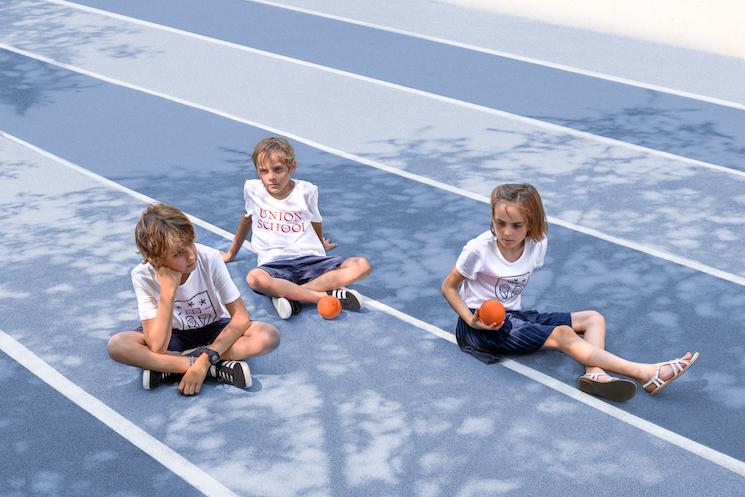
[446,0,745,59]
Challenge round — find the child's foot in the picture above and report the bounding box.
[327,288,364,311]
[576,372,636,402]
[142,370,181,390]
[209,360,252,389]
[643,352,699,395]
[272,297,300,319]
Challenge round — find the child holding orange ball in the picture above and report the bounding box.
[441,183,699,402]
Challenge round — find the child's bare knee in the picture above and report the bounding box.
[246,269,270,290]
[346,256,371,278]
[357,257,372,277]
[589,311,605,329]
[553,325,576,343]
[251,321,280,352]
[107,333,128,361]
[262,324,280,352]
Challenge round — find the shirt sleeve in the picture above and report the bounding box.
[307,183,323,223]
[455,241,482,280]
[243,181,255,218]
[131,265,159,321]
[534,237,548,269]
[210,251,241,305]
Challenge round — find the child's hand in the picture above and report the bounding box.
[471,309,504,331]
[322,237,337,251]
[179,359,209,396]
[220,250,235,263]
[156,265,182,292]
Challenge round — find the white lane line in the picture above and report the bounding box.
[5,131,745,479]
[0,131,246,248]
[0,330,242,497]
[1,41,744,291]
[24,0,745,179]
[246,0,745,111]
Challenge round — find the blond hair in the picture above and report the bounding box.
[134,203,195,265]
[251,136,295,169]
[490,184,547,241]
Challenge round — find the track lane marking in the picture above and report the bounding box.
[3,130,745,479]
[1,45,744,288]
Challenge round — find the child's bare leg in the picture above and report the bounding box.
[107,331,190,373]
[544,325,694,387]
[571,311,609,379]
[302,257,371,292]
[247,268,326,303]
[222,321,280,360]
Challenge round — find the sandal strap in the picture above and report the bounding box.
[643,356,691,389]
[643,365,664,388]
[581,372,613,381]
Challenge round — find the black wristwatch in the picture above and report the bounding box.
[192,347,220,365]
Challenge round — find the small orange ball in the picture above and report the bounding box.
[478,299,505,326]
[317,295,342,320]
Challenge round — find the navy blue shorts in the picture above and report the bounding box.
[256,255,346,287]
[138,318,230,353]
[456,309,572,364]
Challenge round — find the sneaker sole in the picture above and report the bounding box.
[272,297,293,319]
[142,370,153,390]
[239,361,252,389]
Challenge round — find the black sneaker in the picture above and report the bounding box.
[271,297,301,319]
[327,288,364,311]
[142,370,181,390]
[209,360,252,389]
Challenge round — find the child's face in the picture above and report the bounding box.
[256,151,296,199]
[492,201,528,250]
[159,241,197,275]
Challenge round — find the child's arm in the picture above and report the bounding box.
[141,265,182,352]
[311,221,337,251]
[222,215,252,262]
[178,297,250,395]
[441,267,502,331]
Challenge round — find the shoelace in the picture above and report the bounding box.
[214,361,237,383]
[330,289,348,300]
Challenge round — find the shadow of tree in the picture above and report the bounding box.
[0,0,158,65]
[532,89,745,172]
[0,50,95,115]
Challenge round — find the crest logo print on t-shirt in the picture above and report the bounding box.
[174,291,217,329]
[494,273,530,303]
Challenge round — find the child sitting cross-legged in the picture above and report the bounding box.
[108,203,279,395]
[223,136,371,319]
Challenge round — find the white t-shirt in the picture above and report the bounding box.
[131,243,241,330]
[243,179,325,266]
[456,230,547,310]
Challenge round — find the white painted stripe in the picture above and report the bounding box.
[247,0,745,111]
[0,329,242,497]
[2,40,744,291]
[4,131,745,479]
[23,0,745,180]
[502,359,745,477]
[0,131,251,252]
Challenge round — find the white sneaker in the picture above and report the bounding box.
[272,297,300,319]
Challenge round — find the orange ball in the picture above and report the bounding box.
[478,299,505,326]
[317,295,342,320]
